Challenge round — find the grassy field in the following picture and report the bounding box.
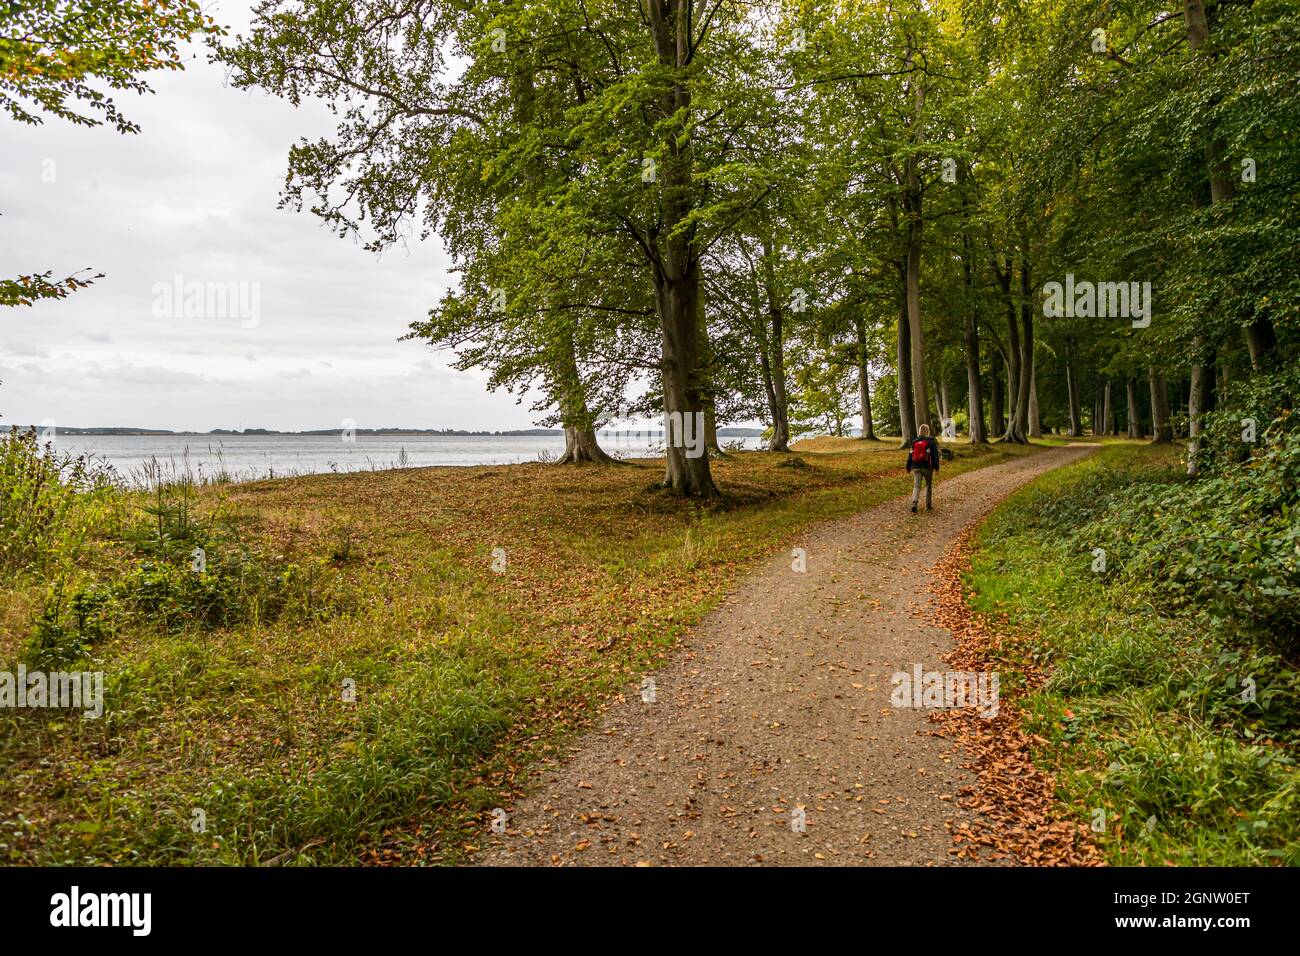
[1,434,1043,865]
[965,442,1299,865]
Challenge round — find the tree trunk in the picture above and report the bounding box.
[647,0,717,497]
[965,342,988,443]
[1006,362,1016,435]
[960,239,988,443]
[904,175,929,434]
[698,316,728,459]
[1065,359,1083,437]
[856,316,877,440]
[769,409,790,452]
[703,401,727,459]
[957,176,988,444]
[858,366,876,440]
[1245,316,1277,369]
[553,323,614,464]
[1008,256,1033,443]
[1183,4,1222,473]
[1126,377,1142,438]
[558,425,614,464]
[513,49,613,467]
[767,342,789,452]
[756,236,791,452]
[896,293,916,445]
[996,258,1024,441]
[990,350,1005,438]
[1028,357,1042,438]
[902,55,930,436]
[1148,367,1173,443]
[655,267,718,495]
[753,317,789,453]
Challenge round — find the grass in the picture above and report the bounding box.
[965,442,1298,866]
[0,434,1044,865]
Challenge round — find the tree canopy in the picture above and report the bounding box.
[215,0,1297,493]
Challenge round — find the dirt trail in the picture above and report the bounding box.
[476,444,1094,866]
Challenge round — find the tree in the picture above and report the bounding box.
[222,0,1297,486]
[219,1,633,464]
[1,0,216,306]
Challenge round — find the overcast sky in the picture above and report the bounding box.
[0,1,553,433]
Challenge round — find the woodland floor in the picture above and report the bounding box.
[473,444,1096,866]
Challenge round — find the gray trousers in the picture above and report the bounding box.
[911,467,933,508]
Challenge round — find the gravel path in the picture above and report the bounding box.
[475,444,1094,866]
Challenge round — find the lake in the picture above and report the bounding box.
[43,432,766,484]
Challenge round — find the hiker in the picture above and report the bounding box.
[906,423,940,513]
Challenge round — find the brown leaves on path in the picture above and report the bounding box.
[927,527,1103,867]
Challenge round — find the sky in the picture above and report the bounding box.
[0,1,551,433]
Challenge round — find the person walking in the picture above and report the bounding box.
[906,423,940,513]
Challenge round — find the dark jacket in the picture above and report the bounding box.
[906,435,940,473]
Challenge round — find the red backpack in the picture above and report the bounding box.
[910,438,929,465]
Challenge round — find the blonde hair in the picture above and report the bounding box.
[918,423,931,437]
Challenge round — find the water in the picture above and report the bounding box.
[43,432,765,484]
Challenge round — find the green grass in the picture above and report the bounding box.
[1,434,1042,865]
[965,443,1298,866]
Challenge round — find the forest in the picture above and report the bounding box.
[209,0,1298,494]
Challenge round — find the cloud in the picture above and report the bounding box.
[0,3,551,433]
[79,362,213,387]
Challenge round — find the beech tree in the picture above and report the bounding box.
[216,0,1296,491]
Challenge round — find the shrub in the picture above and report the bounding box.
[1197,362,1299,474]
[116,548,321,633]
[25,582,115,669]
[971,438,1300,864]
[0,428,114,574]
[1079,431,1300,650]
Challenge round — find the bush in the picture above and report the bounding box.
[1197,362,1299,474]
[25,583,115,669]
[0,428,114,574]
[971,439,1300,864]
[116,548,322,633]
[1080,431,1300,650]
